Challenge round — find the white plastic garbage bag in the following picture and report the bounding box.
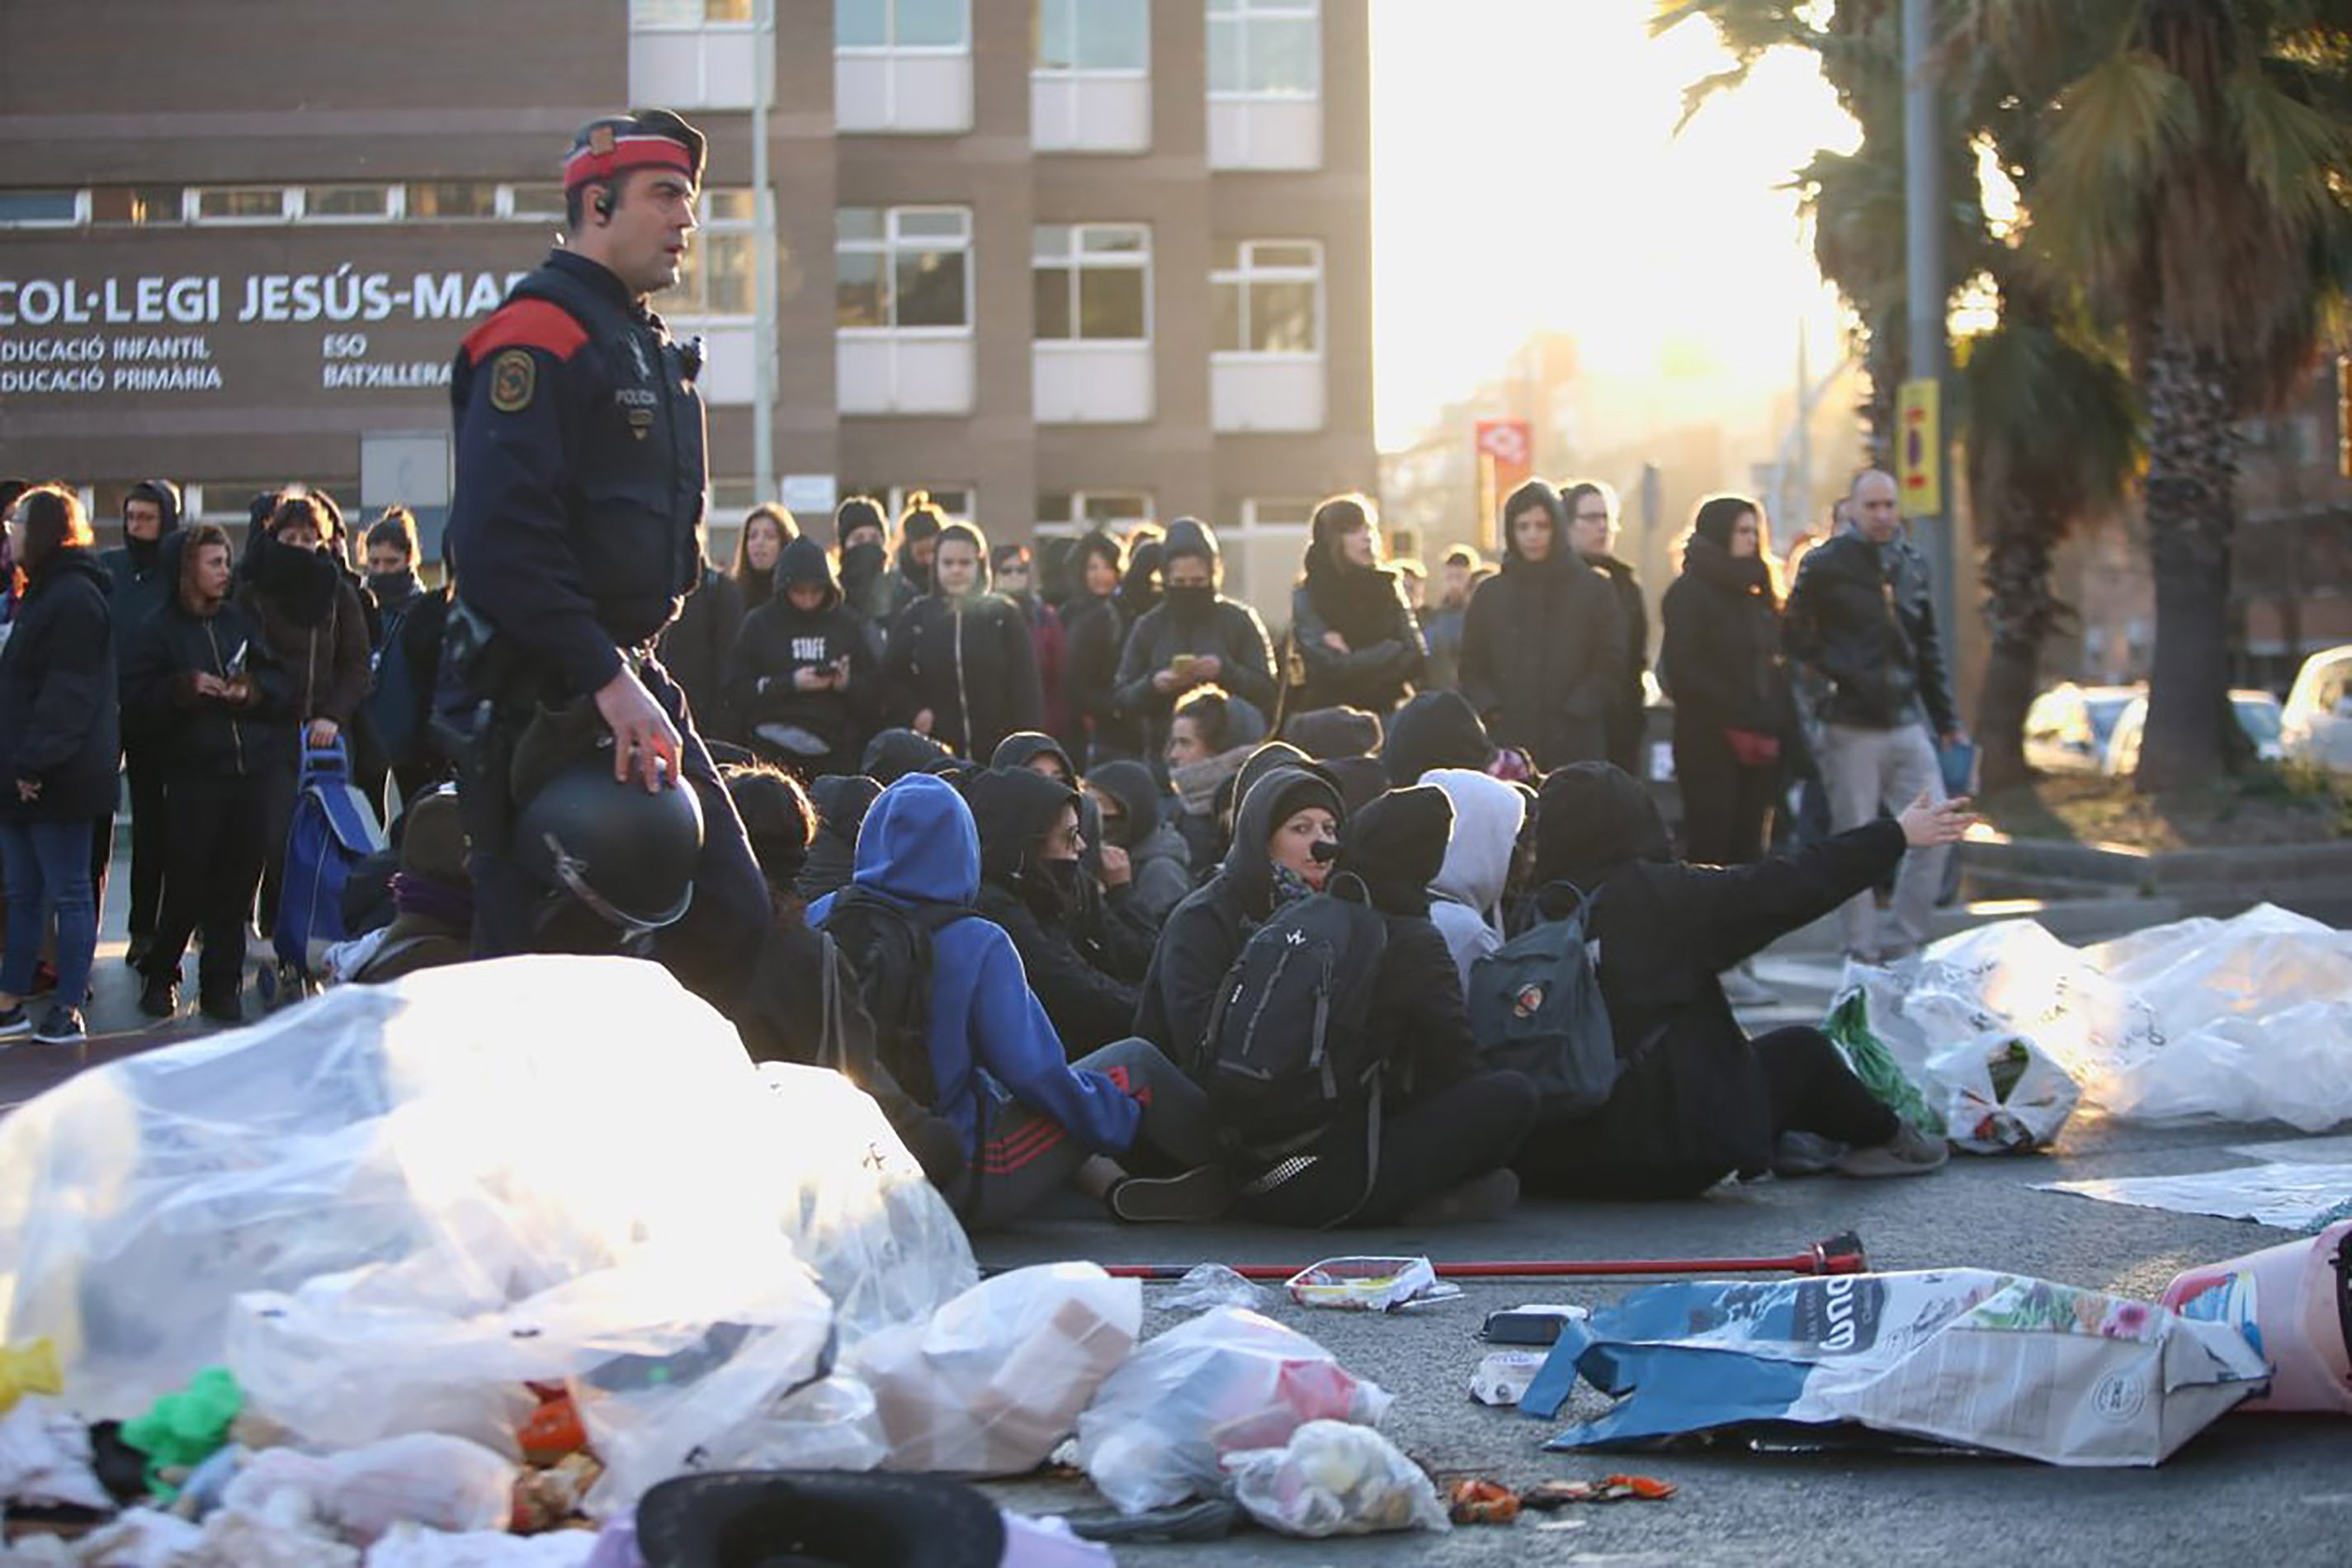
[851,1262,1141,1476]
[1221,1420,1448,1537]
[1073,1307,1391,1516]
[366,1525,602,1567]
[221,1433,519,1545]
[0,956,973,1420]
[1922,1031,2080,1152]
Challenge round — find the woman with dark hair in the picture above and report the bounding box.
[1661,494,1789,870]
[1458,479,1625,770]
[0,487,118,1043]
[1060,529,1136,765]
[883,520,1042,761]
[731,504,796,618]
[1291,494,1425,718]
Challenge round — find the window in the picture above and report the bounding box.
[503,183,567,221]
[1211,240,1321,354]
[1032,224,1150,342]
[666,189,759,318]
[1037,491,1154,536]
[1035,0,1146,71]
[632,0,749,22]
[843,485,975,526]
[405,182,499,220]
[838,0,967,49]
[86,187,181,224]
[837,206,971,331]
[0,191,83,225]
[191,186,294,223]
[1207,0,1318,97]
[301,185,394,222]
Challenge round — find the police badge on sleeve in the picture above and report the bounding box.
[489,349,536,413]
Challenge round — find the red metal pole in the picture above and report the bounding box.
[1098,1234,1867,1283]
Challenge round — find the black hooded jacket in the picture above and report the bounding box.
[122,530,293,782]
[1089,757,1194,928]
[795,772,881,904]
[1291,527,1426,716]
[1111,519,1278,757]
[1458,480,1627,769]
[884,570,1044,763]
[1379,689,1495,786]
[966,766,1141,1056]
[1583,550,1650,773]
[727,535,877,758]
[1528,762,1907,1190]
[1330,784,1481,1104]
[1136,764,1344,1069]
[0,550,120,824]
[1061,532,1139,763]
[98,479,182,701]
[1660,532,1788,735]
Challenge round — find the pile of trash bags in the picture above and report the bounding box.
[1825,904,2352,1145]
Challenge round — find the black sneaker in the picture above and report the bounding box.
[1399,1168,1521,1226]
[138,977,181,1020]
[0,1004,28,1039]
[198,990,245,1027]
[1108,1164,1232,1223]
[31,1006,85,1046]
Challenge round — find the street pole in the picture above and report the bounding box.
[1902,0,1959,651]
[750,0,777,503]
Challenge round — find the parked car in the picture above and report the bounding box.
[2103,689,2284,777]
[2023,683,2142,775]
[2282,645,2352,780]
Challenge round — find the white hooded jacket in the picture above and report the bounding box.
[1424,767,1527,994]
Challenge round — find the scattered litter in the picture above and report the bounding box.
[1521,1474,1676,1505]
[1285,1257,1462,1312]
[2163,1221,2352,1415]
[1160,1263,1266,1314]
[1523,1270,2267,1465]
[509,1454,602,1535]
[1444,1478,1518,1525]
[221,1433,520,1545]
[2037,1164,2352,1231]
[121,1367,242,1498]
[1922,1032,2078,1152]
[1821,987,1941,1134]
[1469,1352,1549,1407]
[1074,1306,1391,1515]
[852,1261,1139,1476]
[0,1396,115,1512]
[517,1391,586,1466]
[68,1505,207,1566]
[1224,1421,1448,1537]
[0,1339,63,1415]
[1479,1304,1589,1345]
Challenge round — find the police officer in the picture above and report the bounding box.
[442,108,766,1009]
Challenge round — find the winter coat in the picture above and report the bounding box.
[726,536,877,765]
[1424,767,1527,995]
[1060,590,1137,762]
[1660,534,1788,735]
[1290,550,1426,717]
[123,531,294,782]
[1135,765,1344,1069]
[1528,762,1908,1193]
[796,772,880,904]
[809,773,1144,1163]
[1111,521,1278,757]
[1583,552,1650,775]
[1087,758,1192,930]
[1327,783,1482,1102]
[884,590,1044,762]
[1380,689,1495,786]
[657,561,746,744]
[966,767,1140,1056]
[237,531,372,731]
[1458,483,1626,769]
[98,482,183,737]
[1782,527,1957,734]
[1006,592,1071,740]
[0,550,120,824]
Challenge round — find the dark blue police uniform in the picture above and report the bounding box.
[444,247,765,1007]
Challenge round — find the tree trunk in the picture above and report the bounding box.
[1974,516,2063,794]
[2135,330,2239,791]
[1858,324,1901,473]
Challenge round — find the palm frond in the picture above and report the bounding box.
[2225,68,2352,235]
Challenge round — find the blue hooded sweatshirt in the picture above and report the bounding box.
[810,772,1143,1163]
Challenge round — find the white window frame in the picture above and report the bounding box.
[1032,224,1152,344]
[837,205,975,336]
[666,188,760,321]
[631,0,753,28]
[1211,239,1325,360]
[1034,490,1155,538]
[835,0,972,54]
[1206,0,1320,101]
[187,186,298,224]
[500,183,569,222]
[294,184,398,224]
[0,190,88,227]
[1032,0,1149,78]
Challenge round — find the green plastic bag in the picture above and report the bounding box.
[1821,988,1943,1136]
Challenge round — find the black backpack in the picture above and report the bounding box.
[1467,881,1619,1115]
[821,886,980,1203]
[1202,876,1391,1149]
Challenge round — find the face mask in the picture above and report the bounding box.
[367,571,409,600]
[1164,583,1215,617]
[841,541,884,584]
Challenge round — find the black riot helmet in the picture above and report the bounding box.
[514,757,706,941]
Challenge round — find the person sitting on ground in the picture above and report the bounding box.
[795,772,881,905]
[810,772,1229,1229]
[1162,685,1268,876]
[1380,688,1497,787]
[1511,762,1969,1197]
[1084,760,1191,931]
[1423,767,1528,994]
[967,767,1140,1056]
[347,787,475,985]
[861,725,952,784]
[1226,785,1540,1228]
[1282,705,1382,763]
[1135,763,1343,1066]
[989,730,1074,785]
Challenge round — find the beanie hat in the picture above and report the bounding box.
[835,496,887,546]
[1283,706,1383,760]
[1335,784,1455,918]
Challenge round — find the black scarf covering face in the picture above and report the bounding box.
[244,527,342,627]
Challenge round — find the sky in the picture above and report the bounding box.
[1368,0,1861,451]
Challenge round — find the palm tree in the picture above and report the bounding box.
[1967,0,2352,787]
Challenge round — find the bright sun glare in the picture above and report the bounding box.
[1371,0,1860,451]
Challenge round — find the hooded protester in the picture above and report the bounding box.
[1117,530,1164,626]
[1085,758,1191,931]
[966,767,1141,1056]
[1289,495,1426,718]
[810,773,1228,1228]
[989,730,1075,784]
[1282,705,1382,762]
[97,478,182,966]
[1562,480,1651,777]
[125,523,291,1026]
[1515,763,1962,1197]
[991,543,1070,742]
[1111,518,1278,761]
[356,507,442,814]
[1059,530,1138,766]
[731,503,795,619]
[833,496,896,646]
[728,534,877,777]
[1661,494,1791,869]
[1380,688,1497,786]
[860,726,952,784]
[0,487,120,1045]
[1459,479,1626,770]
[1136,763,1342,1065]
[884,521,1044,764]
[1230,785,1540,1228]
[796,772,881,904]
[347,787,475,985]
[1424,767,1528,994]
[887,493,946,620]
[1161,685,1272,877]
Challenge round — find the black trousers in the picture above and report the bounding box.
[1234,1070,1541,1229]
[120,738,170,940]
[1674,725,1778,867]
[144,772,267,999]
